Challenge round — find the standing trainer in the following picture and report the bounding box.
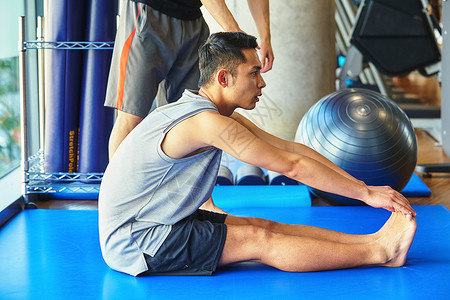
[105,0,273,159]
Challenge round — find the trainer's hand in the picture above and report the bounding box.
[364,185,417,216]
[258,40,274,73]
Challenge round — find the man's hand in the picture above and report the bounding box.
[364,185,417,216]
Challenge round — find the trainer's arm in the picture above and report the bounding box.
[200,0,274,72]
[246,0,273,72]
[201,0,241,32]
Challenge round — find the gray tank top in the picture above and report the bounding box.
[99,90,222,276]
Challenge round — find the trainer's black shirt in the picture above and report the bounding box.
[131,0,203,20]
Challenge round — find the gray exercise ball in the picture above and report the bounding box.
[295,88,418,205]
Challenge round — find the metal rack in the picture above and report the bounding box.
[19,16,113,202]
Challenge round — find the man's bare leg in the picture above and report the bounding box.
[219,212,416,272]
[225,215,374,244]
[225,210,410,245]
[108,110,143,159]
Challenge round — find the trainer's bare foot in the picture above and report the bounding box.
[376,212,417,267]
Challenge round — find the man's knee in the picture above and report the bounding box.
[227,216,279,232]
[246,217,278,232]
[245,224,280,245]
[227,224,271,244]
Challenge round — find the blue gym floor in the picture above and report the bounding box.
[0,185,449,299]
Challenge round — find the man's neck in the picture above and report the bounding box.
[199,88,235,116]
[198,88,210,100]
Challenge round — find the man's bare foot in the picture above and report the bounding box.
[375,212,417,267]
[372,211,401,240]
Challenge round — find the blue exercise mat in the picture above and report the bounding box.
[0,205,449,299]
[401,173,431,196]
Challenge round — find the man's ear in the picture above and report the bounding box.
[217,69,229,88]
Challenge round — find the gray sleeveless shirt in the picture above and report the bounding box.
[99,90,222,276]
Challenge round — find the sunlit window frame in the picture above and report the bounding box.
[0,0,40,228]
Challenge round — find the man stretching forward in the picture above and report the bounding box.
[99,32,417,276]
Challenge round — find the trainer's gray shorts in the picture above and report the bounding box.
[104,0,210,118]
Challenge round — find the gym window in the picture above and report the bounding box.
[0,0,41,222]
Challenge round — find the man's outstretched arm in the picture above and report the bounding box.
[230,112,362,185]
[197,111,416,216]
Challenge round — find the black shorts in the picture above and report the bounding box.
[142,210,227,276]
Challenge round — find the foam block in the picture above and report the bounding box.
[235,164,266,185]
[216,165,234,185]
[212,185,311,208]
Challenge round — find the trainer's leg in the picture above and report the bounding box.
[160,16,209,105]
[219,212,416,272]
[108,110,143,159]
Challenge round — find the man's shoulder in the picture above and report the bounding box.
[160,91,218,114]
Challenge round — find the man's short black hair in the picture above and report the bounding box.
[198,32,258,87]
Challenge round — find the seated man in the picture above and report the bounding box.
[98,32,417,277]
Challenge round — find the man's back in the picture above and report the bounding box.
[98,91,222,276]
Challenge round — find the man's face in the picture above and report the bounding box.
[226,49,266,110]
